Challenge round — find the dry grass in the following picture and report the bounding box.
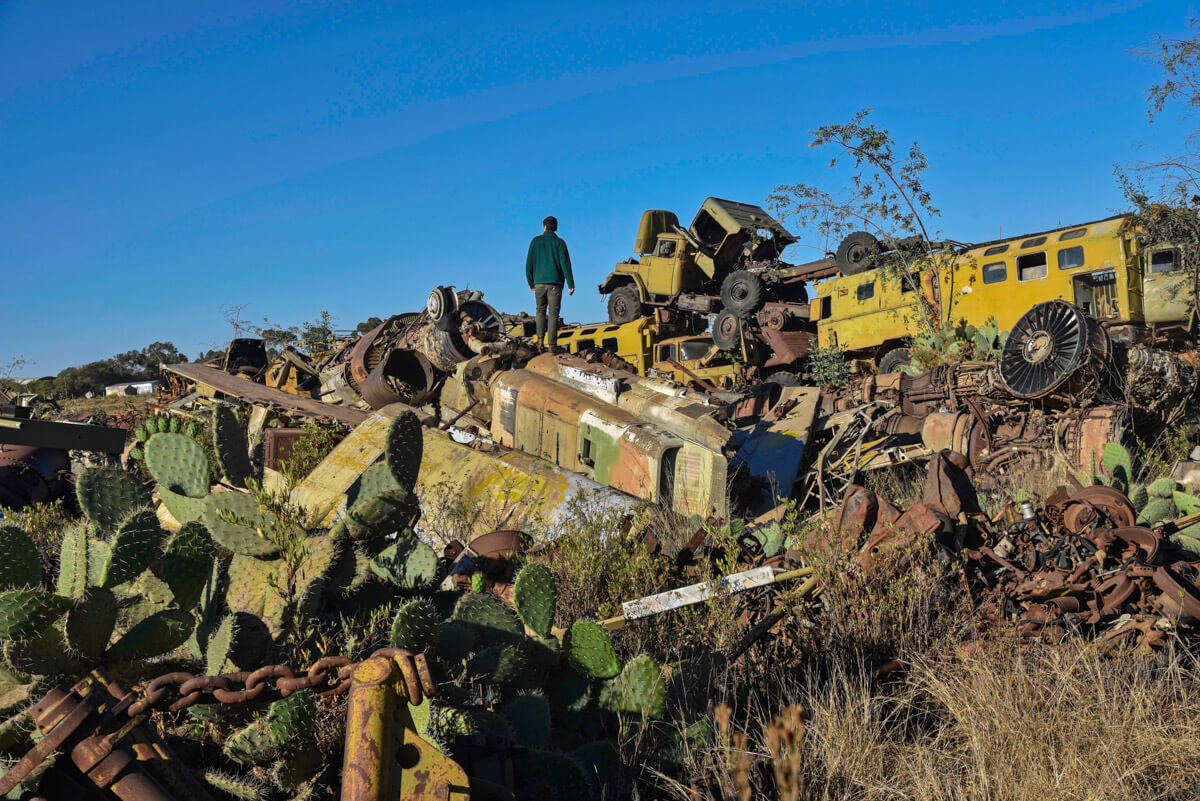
[662,643,1200,801]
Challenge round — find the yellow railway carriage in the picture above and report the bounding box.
[813,215,1192,367]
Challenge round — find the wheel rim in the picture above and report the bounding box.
[715,313,740,344]
[1000,300,1090,398]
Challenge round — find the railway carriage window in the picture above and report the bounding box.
[819,296,832,319]
[856,282,875,301]
[984,244,1009,256]
[1060,228,1087,241]
[1149,249,1181,273]
[575,339,595,350]
[1057,246,1085,270]
[982,261,1007,284]
[601,337,618,351]
[1020,236,1047,249]
[900,272,918,293]
[1017,252,1048,281]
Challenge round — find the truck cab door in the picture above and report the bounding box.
[1143,245,1191,323]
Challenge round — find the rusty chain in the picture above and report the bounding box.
[128,648,432,718]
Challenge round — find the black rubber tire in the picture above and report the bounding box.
[877,347,911,374]
[720,270,766,317]
[764,370,801,387]
[836,231,881,275]
[712,311,742,350]
[607,284,643,324]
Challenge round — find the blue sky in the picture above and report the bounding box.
[1,0,1195,374]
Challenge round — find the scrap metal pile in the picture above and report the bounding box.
[810,300,1200,508]
[828,451,1200,653]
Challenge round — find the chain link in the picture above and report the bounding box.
[126,650,427,718]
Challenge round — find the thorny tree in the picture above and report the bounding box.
[767,110,980,369]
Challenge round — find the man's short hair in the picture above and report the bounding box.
[543,216,558,231]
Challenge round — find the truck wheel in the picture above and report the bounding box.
[712,311,742,350]
[878,347,911,374]
[764,371,801,387]
[836,231,881,275]
[607,285,643,324]
[720,271,766,317]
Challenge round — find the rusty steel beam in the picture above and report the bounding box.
[162,362,369,426]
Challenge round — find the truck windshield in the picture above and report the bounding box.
[679,341,711,361]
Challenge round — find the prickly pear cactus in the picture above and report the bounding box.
[515,750,591,801]
[369,532,438,590]
[467,644,524,684]
[56,526,89,600]
[599,653,665,718]
[76,467,151,532]
[513,562,557,638]
[385,410,423,495]
[99,509,163,589]
[344,489,419,543]
[1129,484,1149,512]
[160,521,216,610]
[564,621,620,679]
[266,689,317,746]
[345,463,401,509]
[0,527,43,591]
[391,598,439,651]
[1149,478,1178,498]
[145,432,210,498]
[65,587,118,662]
[452,592,523,645]
[1101,442,1133,489]
[213,404,253,489]
[0,591,72,640]
[1175,491,1200,516]
[104,608,194,663]
[203,491,278,558]
[1138,497,1175,525]
[205,612,270,675]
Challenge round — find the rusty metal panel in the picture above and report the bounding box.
[163,363,369,426]
[263,427,306,472]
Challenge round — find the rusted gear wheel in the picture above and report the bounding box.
[712,310,742,350]
[1059,485,1137,532]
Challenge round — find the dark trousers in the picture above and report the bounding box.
[533,283,563,345]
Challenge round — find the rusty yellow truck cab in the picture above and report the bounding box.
[813,215,1193,360]
[647,335,748,388]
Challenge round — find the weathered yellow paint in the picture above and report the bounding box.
[341,657,469,801]
[292,403,636,537]
[814,215,1191,357]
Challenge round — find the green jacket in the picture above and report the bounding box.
[526,231,574,289]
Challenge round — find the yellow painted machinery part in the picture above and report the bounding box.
[341,656,470,801]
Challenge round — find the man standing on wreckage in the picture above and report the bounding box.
[526,215,575,354]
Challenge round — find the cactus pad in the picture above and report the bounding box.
[500,694,550,748]
[548,671,594,730]
[564,620,620,679]
[100,509,164,589]
[599,653,665,718]
[223,718,278,766]
[203,491,278,558]
[433,621,476,666]
[452,591,523,645]
[76,467,151,532]
[0,590,72,640]
[1175,491,1200,516]
[145,433,210,498]
[1101,442,1133,488]
[159,487,205,526]
[1149,478,1178,498]
[293,535,340,616]
[161,521,215,610]
[203,771,267,800]
[4,628,80,678]
[0,528,42,592]
[370,532,438,590]
[1138,497,1175,525]
[65,587,118,662]
[105,608,194,663]
[1129,484,1149,512]
[345,463,401,509]
[225,554,277,621]
[213,404,253,488]
[385,410,423,494]
[391,598,439,651]
[513,562,557,638]
[205,612,271,675]
[345,490,419,542]
[266,689,318,746]
[467,645,524,684]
